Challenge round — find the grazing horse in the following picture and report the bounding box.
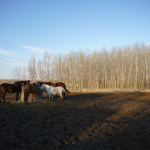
[24,83,38,105]
[38,81,70,96]
[0,85,2,102]
[41,84,65,100]
[0,80,30,103]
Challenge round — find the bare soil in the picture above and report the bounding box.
[0,91,150,150]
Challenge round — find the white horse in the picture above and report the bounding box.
[41,84,65,100]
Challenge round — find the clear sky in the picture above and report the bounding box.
[0,0,150,79]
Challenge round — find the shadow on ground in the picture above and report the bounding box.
[0,92,150,149]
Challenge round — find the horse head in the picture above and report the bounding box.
[37,81,43,86]
[36,82,40,87]
[41,84,47,92]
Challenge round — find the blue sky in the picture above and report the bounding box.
[0,0,150,79]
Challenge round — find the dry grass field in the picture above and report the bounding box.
[0,91,150,150]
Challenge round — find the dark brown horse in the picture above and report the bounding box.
[0,80,30,103]
[0,85,2,102]
[38,81,70,94]
[24,83,38,105]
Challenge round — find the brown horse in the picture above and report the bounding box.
[24,83,38,105]
[38,81,70,94]
[0,80,30,103]
[0,85,2,102]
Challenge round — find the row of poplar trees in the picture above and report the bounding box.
[12,43,150,91]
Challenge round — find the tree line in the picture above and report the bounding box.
[12,43,150,91]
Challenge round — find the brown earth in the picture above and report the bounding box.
[0,91,150,150]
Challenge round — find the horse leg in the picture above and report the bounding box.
[20,92,21,101]
[61,93,63,100]
[48,94,50,100]
[0,89,1,102]
[16,92,19,101]
[63,92,65,100]
[47,93,48,99]
[60,92,62,100]
[62,91,65,100]
[2,93,6,103]
[1,90,6,103]
[63,92,66,100]
[63,92,67,99]
[24,90,29,105]
[35,93,36,101]
[55,95,57,100]
[3,94,6,103]
[32,94,33,102]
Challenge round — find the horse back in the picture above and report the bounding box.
[31,83,38,93]
[50,82,66,89]
[50,83,57,87]
[1,84,9,93]
[38,81,51,86]
[50,82,64,87]
[57,82,65,88]
[24,83,37,94]
[1,83,20,93]
[24,83,31,93]
[57,86,65,92]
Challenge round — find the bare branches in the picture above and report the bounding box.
[11,65,22,80]
[12,43,150,91]
[28,54,37,81]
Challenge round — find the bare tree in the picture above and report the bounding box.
[21,65,28,80]
[28,54,37,81]
[11,65,22,80]
[18,42,150,91]
[37,59,44,81]
[42,51,51,81]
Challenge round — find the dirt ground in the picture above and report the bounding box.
[0,91,150,150]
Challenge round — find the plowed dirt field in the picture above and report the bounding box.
[0,92,150,150]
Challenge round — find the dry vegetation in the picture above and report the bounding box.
[0,91,150,150]
[0,79,18,84]
[12,43,150,92]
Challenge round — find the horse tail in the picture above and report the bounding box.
[24,88,29,105]
[64,86,70,94]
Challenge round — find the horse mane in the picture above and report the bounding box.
[14,81,22,85]
[15,80,30,85]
